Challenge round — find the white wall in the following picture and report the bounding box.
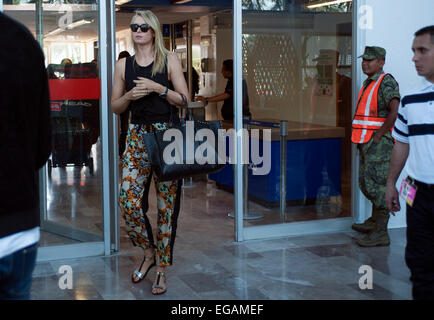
[356,0,434,228]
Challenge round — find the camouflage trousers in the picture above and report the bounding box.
[358,132,394,211]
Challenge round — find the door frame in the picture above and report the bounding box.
[39,0,117,261]
[232,0,359,241]
[0,0,118,261]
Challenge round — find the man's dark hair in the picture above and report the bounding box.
[415,25,434,43]
[223,59,233,74]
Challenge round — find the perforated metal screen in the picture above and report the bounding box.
[242,33,300,111]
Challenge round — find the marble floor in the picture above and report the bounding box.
[40,142,102,246]
[32,142,412,300]
[31,204,412,299]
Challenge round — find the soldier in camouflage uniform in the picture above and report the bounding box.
[351,46,401,247]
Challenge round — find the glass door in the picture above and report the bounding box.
[41,1,102,246]
[2,0,115,259]
[234,0,355,240]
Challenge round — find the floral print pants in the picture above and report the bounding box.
[119,123,181,266]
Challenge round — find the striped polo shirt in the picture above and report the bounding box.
[392,79,434,184]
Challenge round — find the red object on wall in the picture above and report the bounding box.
[50,102,61,111]
[48,79,101,100]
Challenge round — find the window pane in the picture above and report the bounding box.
[240,1,353,226]
[4,0,103,246]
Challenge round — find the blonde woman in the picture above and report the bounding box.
[111,10,189,295]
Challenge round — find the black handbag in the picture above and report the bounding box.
[142,93,225,182]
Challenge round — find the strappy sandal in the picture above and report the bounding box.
[152,271,167,295]
[131,254,156,284]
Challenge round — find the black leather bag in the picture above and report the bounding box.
[142,94,225,182]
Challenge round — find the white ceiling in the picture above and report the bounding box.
[3,4,231,42]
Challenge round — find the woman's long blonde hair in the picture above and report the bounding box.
[131,10,168,77]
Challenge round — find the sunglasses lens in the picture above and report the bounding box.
[140,24,151,32]
[130,24,151,32]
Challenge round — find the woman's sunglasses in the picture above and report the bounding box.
[130,23,152,33]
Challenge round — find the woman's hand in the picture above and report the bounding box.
[125,77,163,101]
[133,77,163,93]
[126,86,151,101]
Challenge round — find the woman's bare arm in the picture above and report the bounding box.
[166,52,190,107]
[111,58,130,114]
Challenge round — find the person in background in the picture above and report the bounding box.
[183,67,201,119]
[386,25,434,300]
[111,10,188,295]
[61,58,72,65]
[183,66,200,100]
[0,12,51,300]
[46,64,58,79]
[91,58,98,75]
[350,46,400,247]
[117,50,131,158]
[196,59,251,121]
[60,58,72,79]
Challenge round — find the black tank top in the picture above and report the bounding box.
[125,55,176,124]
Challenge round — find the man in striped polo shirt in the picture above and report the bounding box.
[386,25,434,300]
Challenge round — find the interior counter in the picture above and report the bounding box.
[208,119,345,206]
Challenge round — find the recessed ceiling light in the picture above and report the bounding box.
[170,0,193,4]
[306,0,352,9]
[115,0,133,5]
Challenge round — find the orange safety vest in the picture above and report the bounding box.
[351,73,388,144]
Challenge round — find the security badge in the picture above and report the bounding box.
[399,177,418,207]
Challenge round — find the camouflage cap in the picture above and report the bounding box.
[358,46,386,60]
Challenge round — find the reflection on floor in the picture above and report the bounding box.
[31,226,411,300]
[31,173,412,300]
[33,149,412,300]
[39,231,78,247]
[210,175,351,226]
[40,142,102,246]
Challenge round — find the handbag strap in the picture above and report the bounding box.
[179,93,193,121]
